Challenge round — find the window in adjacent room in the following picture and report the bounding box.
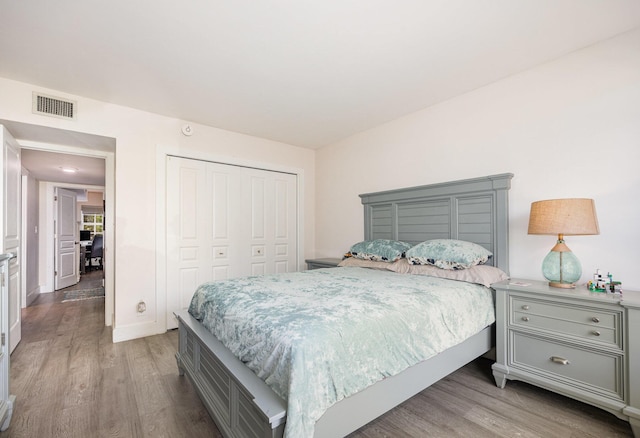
[81,206,104,236]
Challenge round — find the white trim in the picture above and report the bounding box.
[20,173,27,308]
[154,146,168,337]
[162,145,303,177]
[154,144,305,335]
[112,320,164,343]
[81,205,104,215]
[18,140,112,158]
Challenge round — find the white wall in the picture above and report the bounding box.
[21,170,39,306]
[0,77,315,341]
[316,29,640,289]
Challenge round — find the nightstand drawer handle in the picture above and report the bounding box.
[592,317,600,323]
[521,305,530,310]
[551,356,570,365]
[521,316,530,322]
[592,330,601,336]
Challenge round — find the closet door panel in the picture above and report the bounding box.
[251,263,266,276]
[272,174,297,273]
[211,172,230,240]
[179,168,200,239]
[166,157,209,330]
[247,173,268,277]
[250,175,266,240]
[179,268,199,309]
[208,164,242,280]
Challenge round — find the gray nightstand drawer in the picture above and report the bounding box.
[511,332,624,401]
[510,297,621,347]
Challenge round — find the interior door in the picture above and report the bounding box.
[1,126,21,353]
[54,187,78,290]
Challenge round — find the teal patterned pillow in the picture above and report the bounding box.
[406,239,492,270]
[348,239,412,262]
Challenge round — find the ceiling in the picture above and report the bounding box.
[1,1,640,150]
[20,149,106,187]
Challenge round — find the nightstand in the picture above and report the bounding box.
[492,279,640,437]
[305,258,342,270]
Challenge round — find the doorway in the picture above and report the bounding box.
[2,120,116,328]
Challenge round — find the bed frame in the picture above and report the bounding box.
[175,173,514,437]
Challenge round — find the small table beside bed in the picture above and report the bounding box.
[174,173,514,438]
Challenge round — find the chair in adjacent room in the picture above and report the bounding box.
[89,234,103,270]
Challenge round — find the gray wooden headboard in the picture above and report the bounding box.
[359,173,513,274]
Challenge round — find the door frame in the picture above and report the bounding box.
[20,140,115,327]
[154,144,305,334]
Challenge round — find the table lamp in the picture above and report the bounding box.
[528,198,599,288]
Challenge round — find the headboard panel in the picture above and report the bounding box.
[360,173,513,274]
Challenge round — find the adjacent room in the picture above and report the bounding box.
[0,1,639,437]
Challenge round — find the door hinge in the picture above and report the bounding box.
[54,195,58,201]
[1,333,5,347]
[54,271,57,276]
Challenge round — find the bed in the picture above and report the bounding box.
[174,173,514,438]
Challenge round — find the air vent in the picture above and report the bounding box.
[32,92,76,120]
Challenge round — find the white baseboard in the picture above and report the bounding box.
[112,320,165,343]
[25,287,41,307]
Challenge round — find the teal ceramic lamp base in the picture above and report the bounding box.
[542,238,582,288]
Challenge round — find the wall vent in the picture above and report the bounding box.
[32,92,77,120]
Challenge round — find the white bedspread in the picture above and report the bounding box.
[189,267,495,437]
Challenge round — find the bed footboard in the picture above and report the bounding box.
[174,310,286,438]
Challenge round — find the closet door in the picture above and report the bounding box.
[207,162,243,280]
[244,168,297,276]
[166,157,211,330]
[166,156,297,329]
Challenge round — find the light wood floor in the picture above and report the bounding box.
[0,274,633,437]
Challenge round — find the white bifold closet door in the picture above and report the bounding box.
[166,156,297,329]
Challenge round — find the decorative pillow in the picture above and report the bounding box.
[405,239,492,270]
[346,239,412,262]
[337,257,401,270]
[388,258,508,287]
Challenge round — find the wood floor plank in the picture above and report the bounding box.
[63,360,99,409]
[427,379,574,437]
[125,338,175,417]
[392,391,510,438]
[7,339,49,394]
[96,347,144,438]
[52,403,99,438]
[444,362,633,437]
[143,329,180,376]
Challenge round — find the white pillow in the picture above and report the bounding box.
[388,258,508,288]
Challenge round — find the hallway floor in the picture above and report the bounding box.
[2,270,218,438]
[57,269,104,295]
